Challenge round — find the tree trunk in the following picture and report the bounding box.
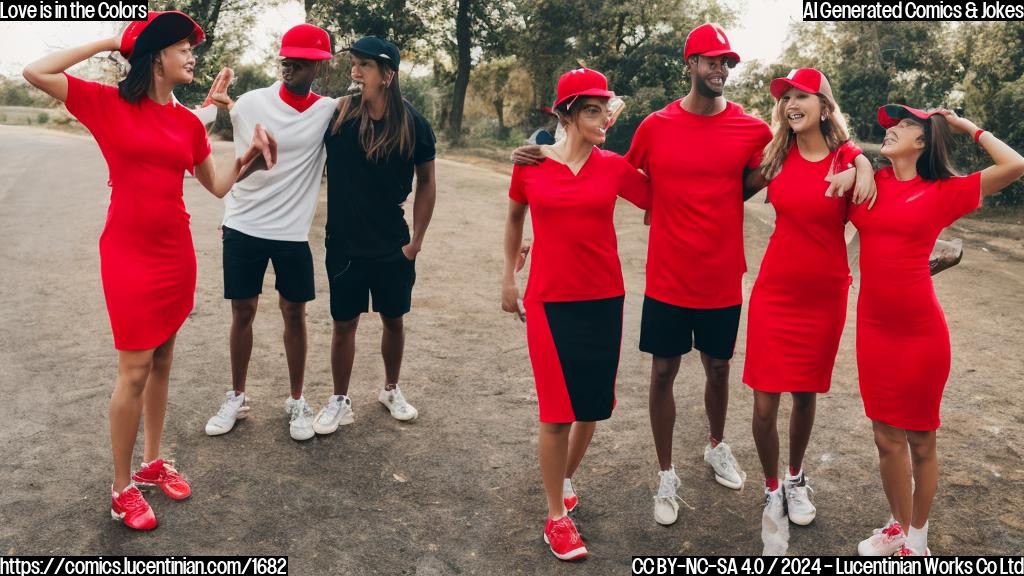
[493,95,506,139]
[447,0,472,145]
[304,0,316,22]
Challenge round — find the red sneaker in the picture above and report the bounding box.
[543,516,588,561]
[564,494,579,513]
[111,485,157,530]
[131,459,191,500]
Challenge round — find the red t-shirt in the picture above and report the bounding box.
[626,100,772,308]
[509,147,651,304]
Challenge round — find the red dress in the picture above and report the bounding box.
[509,148,650,422]
[64,74,212,350]
[849,167,981,430]
[744,144,859,393]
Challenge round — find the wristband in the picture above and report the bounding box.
[974,129,986,143]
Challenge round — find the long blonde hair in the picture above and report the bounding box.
[760,93,851,181]
[329,66,415,162]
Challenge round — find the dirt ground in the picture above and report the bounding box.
[0,124,1022,574]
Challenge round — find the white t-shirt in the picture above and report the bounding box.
[223,82,337,241]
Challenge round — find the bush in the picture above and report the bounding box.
[36,112,49,125]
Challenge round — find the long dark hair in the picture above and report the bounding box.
[910,114,960,180]
[330,61,414,162]
[118,52,158,104]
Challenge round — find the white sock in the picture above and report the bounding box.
[785,468,803,482]
[331,394,347,402]
[907,523,928,552]
[562,478,574,496]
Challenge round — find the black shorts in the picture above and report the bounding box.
[326,245,416,321]
[222,226,315,302]
[639,296,741,360]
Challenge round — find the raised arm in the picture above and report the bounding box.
[502,200,529,321]
[403,161,437,261]
[939,110,1024,197]
[22,33,122,102]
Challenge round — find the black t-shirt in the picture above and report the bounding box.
[324,100,436,259]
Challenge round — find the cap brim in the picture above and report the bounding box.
[280,47,332,60]
[126,12,204,60]
[878,104,935,128]
[348,48,398,68]
[552,88,615,109]
[770,78,817,100]
[696,48,741,62]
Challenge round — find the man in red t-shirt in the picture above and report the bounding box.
[628,24,770,526]
[512,24,771,527]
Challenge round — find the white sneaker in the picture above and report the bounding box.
[703,441,746,489]
[761,487,790,556]
[653,466,681,526]
[205,391,249,436]
[785,471,816,525]
[378,386,418,421]
[858,519,906,556]
[285,396,315,441]
[313,395,354,435]
[897,545,931,556]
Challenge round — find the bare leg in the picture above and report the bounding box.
[752,391,781,480]
[380,314,404,389]
[649,355,681,470]
[229,297,258,394]
[279,296,307,400]
[330,316,360,396]
[906,430,938,529]
[565,421,597,479]
[539,422,572,518]
[788,392,817,473]
[700,352,730,442]
[142,335,176,463]
[873,420,913,529]
[110,348,155,491]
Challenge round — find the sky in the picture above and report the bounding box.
[0,0,804,78]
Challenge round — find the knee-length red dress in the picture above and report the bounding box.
[64,74,211,350]
[744,143,859,393]
[849,167,981,430]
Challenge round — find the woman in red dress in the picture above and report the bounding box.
[851,105,1024,556]
[501,68,649,561]
[23,11,274,530]
[741,68,875,554]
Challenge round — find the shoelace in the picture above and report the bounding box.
[320,398,342,422]
[551,519,580,545]
[290,400,313,421]
[119,487,148,512]
[654,474,680,500]
[216,394,242,418]
[877,522,904,543]
[390,390,411,413]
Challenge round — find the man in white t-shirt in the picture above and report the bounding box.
[203,24,338,441]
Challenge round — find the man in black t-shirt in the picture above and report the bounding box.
[312,36,437,433]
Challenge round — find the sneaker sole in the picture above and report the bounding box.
[204,406,250,436]
[654,511,678,526]
[313,413,354,435]
[543,534,588,561]
[857,541,904,556]
[379,401,418,421]
[788,512,815,526]
[711,469,746,490]
[290,426,316,441]
[110,509,157,530]
[131,481,192,501]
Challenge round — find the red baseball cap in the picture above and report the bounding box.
[280,24,332,60]
[770,67,838,110]
[684,23,740,63]
[552,68,614,110]
[120,11,205,62]
[877,104,942,128]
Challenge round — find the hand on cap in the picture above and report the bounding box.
[110,25,128,52]
[934,108,978,136]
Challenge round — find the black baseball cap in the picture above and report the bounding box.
[348,36,400,70]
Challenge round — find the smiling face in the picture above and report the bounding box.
[156,38,196,85]
[280,57,319,93]
[689,54,735,97]
[880,118,927,160]
[778,87,824,135]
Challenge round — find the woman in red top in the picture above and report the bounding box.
[502,68,649,561]
[741,69,875,554]
[23,11,274,530]
[851,105,1024,556]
